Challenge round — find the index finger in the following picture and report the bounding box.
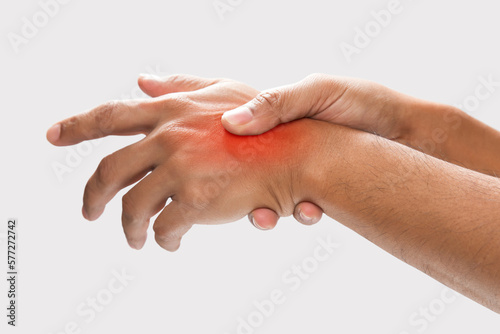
[46,99,159,146]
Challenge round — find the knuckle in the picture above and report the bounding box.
[165,74,219,90]
[152,220,164,234]
[62,115,81,135]
[304,73,341,91]
[255,90,284,110]
[154,220,191,245]
[180,183,199,200]
[132,99,156,119]
[95,155,116,187]
[254,89,287,122]
[163,94,191,109]
[153,121,182,150]
[153,94,192,118]
[94,100,118,135]
[180,184,209,210]
[164,74,186,88]
[166,73,182,83]
[121,194,142,223]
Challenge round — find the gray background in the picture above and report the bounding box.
[1,0,500,333]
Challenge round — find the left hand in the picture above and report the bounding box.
[46,74,323,251]
[137,74,324,230]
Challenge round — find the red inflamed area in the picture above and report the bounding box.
[181,115,313,168]
[220,121,303,165]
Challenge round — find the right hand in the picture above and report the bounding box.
[220,73,423,227]
[220,73,414,140]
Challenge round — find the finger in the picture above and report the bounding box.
[83,137,160,221]
[293,202,323,226]
[153,201,194,252]
[47,99,158,146]
[221,74,348,135]
[138,73,220,98]
[121,166,176,250]
[248,208,279,230]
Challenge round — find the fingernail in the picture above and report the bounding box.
[222,106,253,126]
[249,214,269,231]
[298,208,313,223]
[46,123,61,143]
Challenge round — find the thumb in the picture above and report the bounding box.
[221,74,345,135]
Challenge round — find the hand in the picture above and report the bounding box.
[137,74,324,230]
[46,75,323,251]
[219,73,425,225]
[220,73,414,138]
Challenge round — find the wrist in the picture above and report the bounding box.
[241,118,327,217]
[293,121,349,207]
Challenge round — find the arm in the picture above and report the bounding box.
[299,121,500,313]
[217,73,500,226]
[219,73,500,176]
[47,75,500,313]
[402,99,500,176]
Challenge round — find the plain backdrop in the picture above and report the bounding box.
[1,0,500,333]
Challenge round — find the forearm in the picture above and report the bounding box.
[300,122,500,312]
[401,98,500,176]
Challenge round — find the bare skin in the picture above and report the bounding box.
[46,77,318,251]
[216,73,500,229]
[47,75,500,313]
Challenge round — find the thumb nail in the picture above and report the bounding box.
[222,106,253,126]
[298,208,313,223]
[249,214,269,231]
